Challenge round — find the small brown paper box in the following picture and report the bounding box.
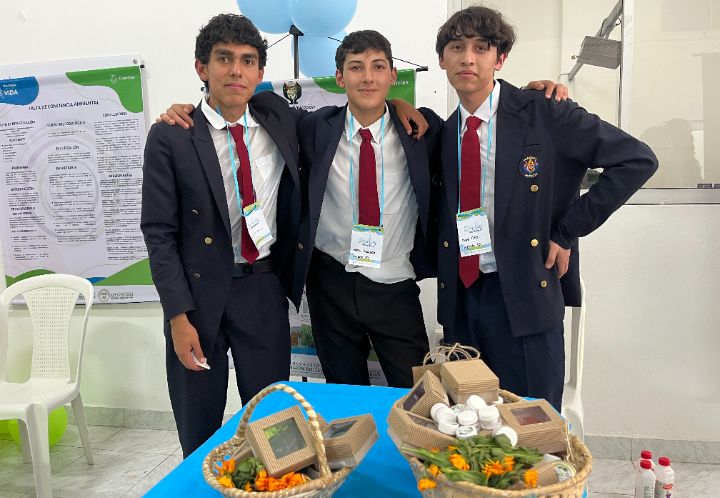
[321,414,378,469]
[411,362,443,385]
[440,359,499,404]
[387,402,456,452]
[246,405,318,477]
[402,371,449,418]
[497,399,568,455]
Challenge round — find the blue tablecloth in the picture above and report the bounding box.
[146,381,423,497]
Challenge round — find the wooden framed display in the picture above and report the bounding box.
[498,399,568,454]
[322,414,378,469]
[246,405,318,476]
[440,359,499,404]
[402,371,450,418]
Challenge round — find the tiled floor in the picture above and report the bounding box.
[0,425,717,497]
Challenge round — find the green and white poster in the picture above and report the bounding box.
[255,68,415,111]
[0,56,153,303]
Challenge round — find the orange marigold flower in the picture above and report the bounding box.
[217,475,235,488]
[503,455,515,472]
[481,459,505,477]
[428,464,441,476]
[431,447,440,453]
[449,453,470,471]
[524,469,539,488]
[243,482,253,492]
[447,445,457,451]
[418,478,437,490]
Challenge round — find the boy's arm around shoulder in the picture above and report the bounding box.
[141,122,196,321]
[537,94,658,248]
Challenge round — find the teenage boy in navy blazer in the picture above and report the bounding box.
[293,31,441,388]
[141,14,305,457]
[430,6,657,409]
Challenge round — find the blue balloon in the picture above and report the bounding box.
[289,0,357,37]
[237,0,293,34]
[297,31,346,78]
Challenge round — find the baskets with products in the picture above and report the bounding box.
[203,383,358,497]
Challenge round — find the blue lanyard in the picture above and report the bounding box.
[456,90,493,214]
[348,110,385,227]
[218,106,253,217]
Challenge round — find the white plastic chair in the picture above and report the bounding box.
[562,277,587,442]
[0,274,94,498]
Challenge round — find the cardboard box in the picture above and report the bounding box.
[245,405,318,477]
[498,399,568,455]
[387,402,456,452]
[402,370,449,418]
[440,359,499,404]
[321,414,378,469]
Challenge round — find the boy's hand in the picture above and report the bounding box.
[525,80,569,101]
[170,313,205,371]
[155,103,196,128]
[391,99,429,139]
[545,240,571,278]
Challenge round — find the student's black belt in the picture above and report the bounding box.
[232,258,273,277]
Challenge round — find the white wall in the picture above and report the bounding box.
[2,0,719,441]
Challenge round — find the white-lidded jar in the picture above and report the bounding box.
[457,410,479,429]
[450,404,468,415]
[477,405,502,430]
[438,419,459,436]
[465,395,487,411]
[492,425,518,446]
[430,403,451,422]
[492,396,504,406]
[456,425,478,439]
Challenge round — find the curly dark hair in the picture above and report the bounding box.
[436,6,516,59]
[195,13,268,68]
[335,30,393,71]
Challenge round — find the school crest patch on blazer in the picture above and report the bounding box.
[519,156,540,178]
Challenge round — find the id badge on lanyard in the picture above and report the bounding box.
[347,112,385,269]
[457,208,492,256]
[349,224,384,268]
[243,201,273,250]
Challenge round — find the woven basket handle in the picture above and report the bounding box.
[421,342,481,365]
[235,383,332,479]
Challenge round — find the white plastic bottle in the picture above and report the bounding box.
[654,456,674,498]
[635,459,656,498]
[637,450,654,469]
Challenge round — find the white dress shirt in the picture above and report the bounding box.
[201,98,283,263]
[315,106,419,284]
[459,81,501,273]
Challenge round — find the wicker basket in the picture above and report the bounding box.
[202,384,352,497]
[401,389,593,498]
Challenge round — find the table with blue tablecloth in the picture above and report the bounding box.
[146,381,423,497]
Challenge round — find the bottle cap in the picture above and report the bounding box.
[658,456,671,466]
[640,459,652,470]
[457,410,479,427]
[640,450,653,459]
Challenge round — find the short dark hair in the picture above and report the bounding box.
[335,30,393,71]
[195,14,268,69]
[435,6,516,59]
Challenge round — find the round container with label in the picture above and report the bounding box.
[477,405,502,430]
